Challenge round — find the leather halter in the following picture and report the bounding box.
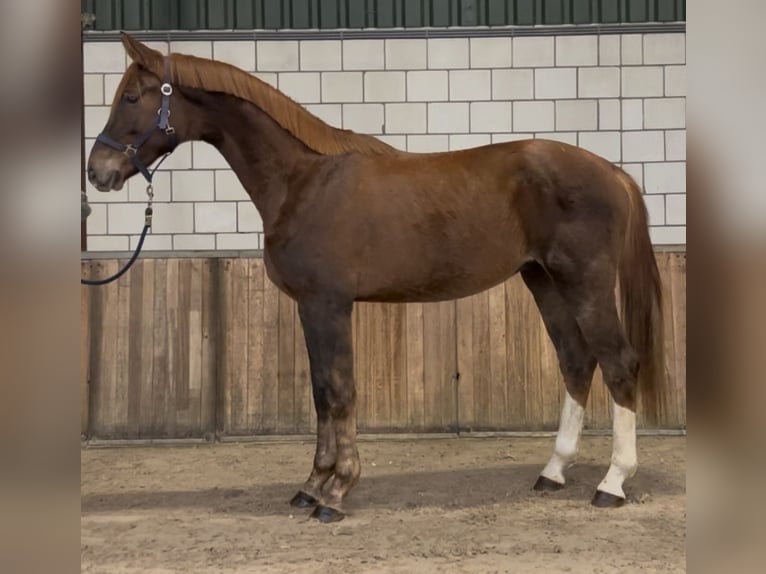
[95,58,178,183]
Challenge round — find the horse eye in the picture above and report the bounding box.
[123,93,139,104]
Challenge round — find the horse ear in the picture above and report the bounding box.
[120,32,163,70]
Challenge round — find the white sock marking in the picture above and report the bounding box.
[540,391,586,485]
[597,402,638,498]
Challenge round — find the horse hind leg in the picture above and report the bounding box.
[521,263,597,491]
[543,251,640,508]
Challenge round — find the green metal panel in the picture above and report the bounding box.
[346,0,366,27]
[625,0,647,22]
[374,0,396,27]
[82,0,685,30]
[318,0,340,28]
[571,0,593,24]
[178,0,201,29]
[429,0,451,27]
[290,0,312,28]
[233,0,256,28]
[513,0,536,25]
[600,0,620,22]
[402,0,425,28]
[487,0,508,26]
[543,0,563,24]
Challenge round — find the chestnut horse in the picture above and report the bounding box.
[87,34,665,522]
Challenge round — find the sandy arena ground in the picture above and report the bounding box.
[81,435,686,573]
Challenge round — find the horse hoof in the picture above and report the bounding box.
[289,491,318,508]
[591,490,625,508]
[533,476,564,492]
[310,504,346,523]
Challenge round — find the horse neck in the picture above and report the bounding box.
[184,89,317,231]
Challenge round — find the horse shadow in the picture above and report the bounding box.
[81,460,684,517]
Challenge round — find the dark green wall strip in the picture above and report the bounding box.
[82,21,685,42]
[82,0,684,31]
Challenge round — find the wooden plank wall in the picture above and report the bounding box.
[81,252,686,440]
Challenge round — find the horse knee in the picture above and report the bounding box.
[328,385,356,419]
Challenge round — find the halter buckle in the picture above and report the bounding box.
[124,144,138,157]
[160,83,173,96]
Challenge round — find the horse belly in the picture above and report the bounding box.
[356,229,526,303]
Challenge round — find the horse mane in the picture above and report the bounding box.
[142,52,397,156]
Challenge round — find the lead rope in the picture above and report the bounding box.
[81,182,157,286]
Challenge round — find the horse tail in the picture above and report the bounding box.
[616,170,666,426]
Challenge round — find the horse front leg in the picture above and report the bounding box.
[290,296,360,523]
[290,413,336,508]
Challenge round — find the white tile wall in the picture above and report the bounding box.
[449,70,491,101]
[622,99,644,130]
[492,69,534,100]
[257,41,299,71]
[621,35,643,65]
[407,135,449,153]
[279,72,321,103]
[513,37,554,67]
[300,40,341,71]
[192,142,229,169]
[172,171,215,202]
[556,36,598,66]
[174,234,215,250]
[83,75,104,105]
[171,41,212,59]
[129,172,171,203]
[364,71,406,102]
[513,101,554,132]
[408,71,448,101]
[385,103,427,134]
[622,67,664,97]
[644,162,686,195]
[664,65,686,97]
[428,103,469,133]
[579,132,621,162]
[213,41,255,70]
[212,171,246,202]
[343,103,384,133]
[195,203,237,233]
[599,99,621,130]
[238,202,264,232]
[427,39,469,69]
[578,67,620,98]
[84,31,686,250]
[643,33,685,65]
[83,42,126,73]
[644,98,685,129]
[599,36,621,66]
[321,72,363,102]
[385,39,427,70]
[665,130,686,161]
[470,102,512,133]
[535,68,577,100]
[556,100,598,132]
[343,40,384,71]
[623,131,665,162]
[470,38,512,68]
